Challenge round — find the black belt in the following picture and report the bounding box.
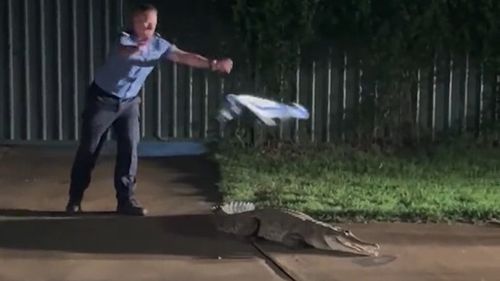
[90,82,137,102]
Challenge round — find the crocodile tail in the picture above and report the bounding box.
[218,201,256,214]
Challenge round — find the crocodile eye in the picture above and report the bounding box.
[344,230,351,236]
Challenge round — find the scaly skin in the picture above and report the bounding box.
[213,202,380,257]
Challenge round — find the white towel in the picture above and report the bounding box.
[217,94,309,126]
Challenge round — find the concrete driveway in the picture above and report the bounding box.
[0,145,499,281]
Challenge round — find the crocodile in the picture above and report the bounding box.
[213,201,380,256]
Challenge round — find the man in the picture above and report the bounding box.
[66,3,233,216]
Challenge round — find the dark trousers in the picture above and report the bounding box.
[68,83,141,203]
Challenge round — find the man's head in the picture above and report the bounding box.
[130,3,158,42]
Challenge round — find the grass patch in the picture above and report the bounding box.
[215,142,500,223]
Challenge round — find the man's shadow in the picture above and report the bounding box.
[0,209,256,259]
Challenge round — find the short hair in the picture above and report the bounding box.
[132,3,157,16]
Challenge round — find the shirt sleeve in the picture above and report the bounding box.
[160,38,177,59]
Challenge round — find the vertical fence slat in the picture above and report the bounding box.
[432,56,437,141]
[88,0,94,80]
[172,62,178,138]
[104,0,112,141]
[448,57,454,130]
[141,87,146,137]
[56,0,63,140]
[326,49,332,143]
[220,77,225,138]
[479,63,484,129]
[156,66,162,139]
[204,74,209,138]
[358,60,363,105]
[24,0,31,140]
[342,53,347,140]
[311,61,316,142]
[40,0,47,140]
[463,53,470,132]
[497,75,500,140]
[72,0,78,140]
[104,0,109,55]
[358,59,363,139]
[416,69,421,139]
[278,69,284,140]
[374,80,379,137]
[118,0,123,27]
[294,49,301,142]
[7,0,14,140]
[188,67,193,138]
[279,97,284,139]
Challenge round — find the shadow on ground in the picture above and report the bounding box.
[0,211,247,258]
[140,154,223,204]
[0,209,391,265]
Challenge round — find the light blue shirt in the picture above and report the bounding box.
[94,31,174,100]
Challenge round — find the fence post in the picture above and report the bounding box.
[448,56,454,131]
[326,48,332,143]
[7,0,15,140]
[72,0,79,140]
[479,63,485,136]
[311,61,316,142]
[432,55,437,141]
[463,53,470,133]
[416,69,421,140]
[294,48,301,143]
[342,52,347,141]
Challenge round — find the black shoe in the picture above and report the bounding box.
[116,198,148,216]
[65,201,82,214]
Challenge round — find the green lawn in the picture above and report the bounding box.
[215,142,500,223]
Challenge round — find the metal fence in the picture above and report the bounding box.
[0,0,124,143]
[1,0,499,144]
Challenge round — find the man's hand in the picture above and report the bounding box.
[212,59,233,74]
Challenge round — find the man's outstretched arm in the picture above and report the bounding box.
[165,46,233,74]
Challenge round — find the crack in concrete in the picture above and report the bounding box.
[250,240,307,281]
